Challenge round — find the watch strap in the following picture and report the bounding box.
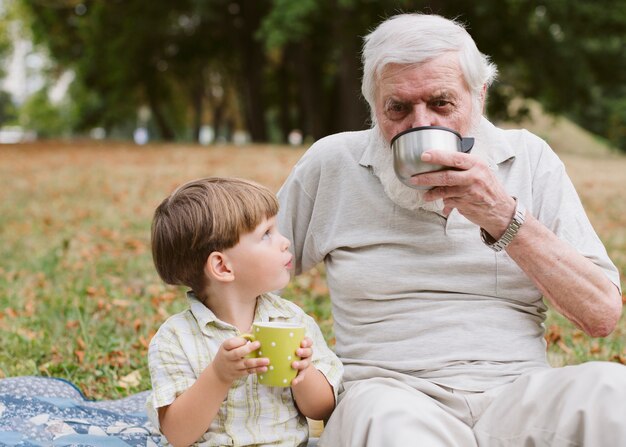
[480,197,526,252]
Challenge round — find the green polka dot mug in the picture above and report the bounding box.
[242,322,305,387]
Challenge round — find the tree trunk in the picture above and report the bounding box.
[236,0,268,142]
[333,6,370,132]
[295,40,325,140]
[212,97,225,143]
[191,79,204,143]
[147,94,175,141]
[277,54,292,143]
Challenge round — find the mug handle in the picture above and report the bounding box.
[241,333,257,359]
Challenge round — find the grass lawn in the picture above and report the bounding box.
[0,137,624,399]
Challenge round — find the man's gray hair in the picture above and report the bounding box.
[361,13,498,124]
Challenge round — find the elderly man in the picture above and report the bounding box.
[277,13,625,446]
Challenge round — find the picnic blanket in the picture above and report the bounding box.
[0,376,160,446]
[0,377,321,447]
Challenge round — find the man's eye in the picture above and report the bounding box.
[388,102,405,112]
[386,101,408,118]
[431,99,453,109]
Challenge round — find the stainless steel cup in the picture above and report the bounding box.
[391,126,475,190]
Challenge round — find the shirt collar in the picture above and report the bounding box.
[187,290,219,328]
[254,293,298,321]
[471,117,516,167]
[186,291,296,330]
[358,127,381,168]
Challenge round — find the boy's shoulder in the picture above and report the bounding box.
[150,294,223,345]
[150,307,196,339]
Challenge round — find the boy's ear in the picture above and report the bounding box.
[205,251,235,283]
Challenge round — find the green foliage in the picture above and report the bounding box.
[18,88,71,137]
[0,3,14,79]
[10,0,626,150]
[606,98,626,152]
[0,90,17,125]
[259,0,319,50]
[451,0,626,151]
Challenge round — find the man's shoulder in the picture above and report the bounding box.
[501,127,548,148]
[303,129,372,162]
[490,121,551,153]
[313,128,372,146]
[483,119,556,165]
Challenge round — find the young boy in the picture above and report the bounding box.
[147,177,343,447]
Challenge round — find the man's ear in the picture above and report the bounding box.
[205,251,235,283]
[479,84,487,112]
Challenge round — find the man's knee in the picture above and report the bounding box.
[549,362,626,444]
[475,362,626,446]
[571,361,626,388]
[322,378,475,447]
[337,378,433,422]
[566,362,626,411]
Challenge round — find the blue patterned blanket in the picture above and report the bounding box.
[0,376,161,446]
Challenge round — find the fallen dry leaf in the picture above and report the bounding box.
[118,370,141,389]
[75,350,85,364]
[557,340,573,355]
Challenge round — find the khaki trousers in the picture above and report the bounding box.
[319,362,626,446]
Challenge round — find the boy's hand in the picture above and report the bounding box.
[291,337,314,386]
[211,336,269,385]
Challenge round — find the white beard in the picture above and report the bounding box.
[369,127,445,213]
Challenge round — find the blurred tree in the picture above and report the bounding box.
[259,0,424,141]
[18,87,69,137]
[12,0,626,149]
[426,0,626,150]
[23,0,191,140]
[18,0,270,142]
[0,90,17,126]
[0,1,16,126]
[0,9,11,79]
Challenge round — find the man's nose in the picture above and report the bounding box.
[409,106,438,129]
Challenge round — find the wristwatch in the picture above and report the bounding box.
[480,197,526,252]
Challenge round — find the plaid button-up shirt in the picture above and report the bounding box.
[147,292,343,446]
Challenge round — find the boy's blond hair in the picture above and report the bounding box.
[151,177,279,298]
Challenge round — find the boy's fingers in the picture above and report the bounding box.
[231,340,260,358]
[244,357,269,369]
[222,336,249,351]
[292,358,311,371]
[248,365,268,374]
[296,347,312,358]
[300,337,313,348]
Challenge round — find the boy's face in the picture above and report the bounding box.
[223,216,293,296]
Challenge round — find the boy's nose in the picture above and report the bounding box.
[280,234,291,250]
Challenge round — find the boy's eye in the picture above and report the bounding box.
[262,230,271,240]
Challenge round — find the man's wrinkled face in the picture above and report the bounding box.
[374,52,477,144]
